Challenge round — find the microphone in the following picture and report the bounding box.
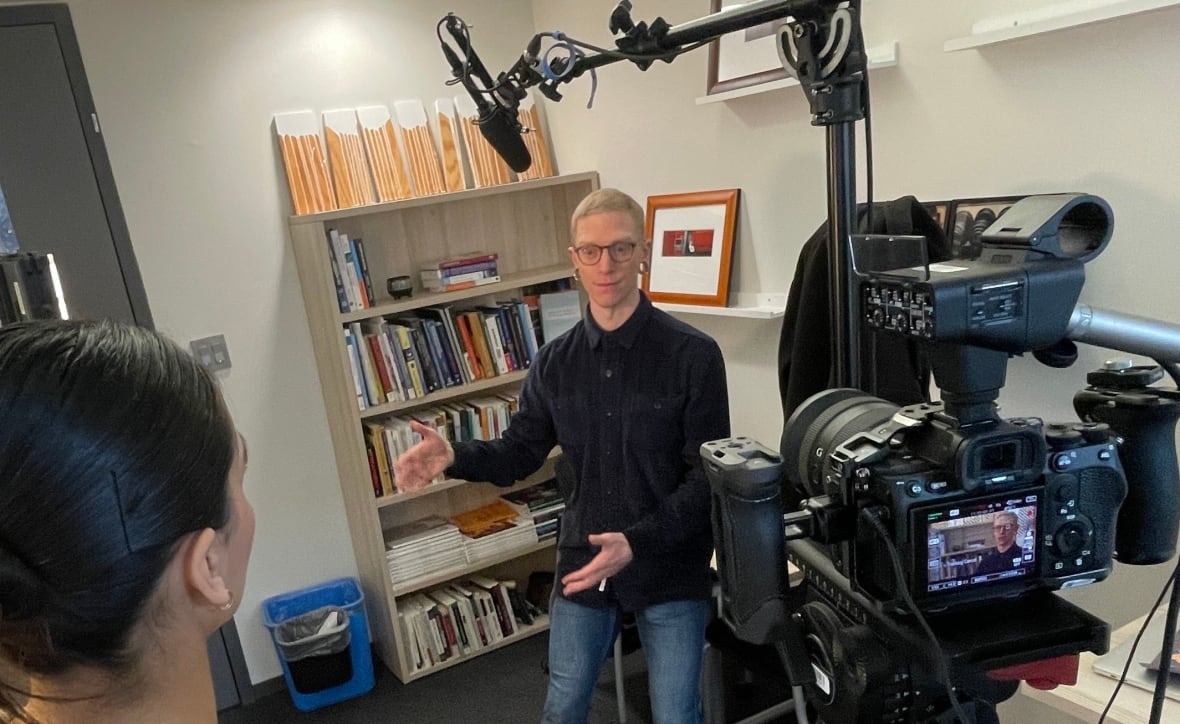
[441,16,533,173]
[477,108,532,173]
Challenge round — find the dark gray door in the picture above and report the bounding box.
[0,4,150,324]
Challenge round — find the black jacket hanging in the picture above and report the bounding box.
[777,196,951,422]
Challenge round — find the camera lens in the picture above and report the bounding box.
[781,389,898,498]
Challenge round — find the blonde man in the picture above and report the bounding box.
[397,188,730,723]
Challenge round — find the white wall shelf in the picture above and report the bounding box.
[654,292,786,319]
[695,41,898,105]
[944,0,1180,52]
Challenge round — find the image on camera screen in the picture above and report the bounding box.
[922,494,1039,594]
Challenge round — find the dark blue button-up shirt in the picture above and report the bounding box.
[447,292,730,610]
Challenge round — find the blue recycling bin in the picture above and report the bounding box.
[262,577,375,711]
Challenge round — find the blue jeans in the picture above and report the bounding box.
[541,595,709,724]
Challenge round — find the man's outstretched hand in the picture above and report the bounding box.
[392,420,454,492]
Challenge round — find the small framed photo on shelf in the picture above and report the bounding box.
[643,188,740,307]
[948,195,1025,260]
[705,0,791,95]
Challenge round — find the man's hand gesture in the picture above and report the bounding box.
[392,420,454,493]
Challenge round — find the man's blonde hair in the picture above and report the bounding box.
[570,188,645,241]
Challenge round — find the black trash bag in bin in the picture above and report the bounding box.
[274,605,353,694]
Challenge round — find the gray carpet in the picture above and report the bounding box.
[218,631,654,724]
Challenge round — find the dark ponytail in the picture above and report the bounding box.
[0,320,235,714]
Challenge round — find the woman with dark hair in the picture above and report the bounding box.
[0,319,254,723]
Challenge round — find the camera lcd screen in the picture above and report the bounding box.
[920,492,1040,595]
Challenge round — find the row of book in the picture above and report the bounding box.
[363,394,519,498]
[420,251,501,293]
[326,228,376,312]
[399,575,543,674]
[343,300,541,410]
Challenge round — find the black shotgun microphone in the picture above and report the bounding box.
[441,15,533,173]
[477,108,532,172]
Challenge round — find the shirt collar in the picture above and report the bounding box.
[584,290,653,350]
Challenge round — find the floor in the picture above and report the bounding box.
[218,631,653,724]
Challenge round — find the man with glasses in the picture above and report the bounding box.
[395,188,729,723]
[974,511,1022,577]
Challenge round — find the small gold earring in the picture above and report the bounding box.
[639,261,650,274]
[218,590,235,612]
[572,268,581,282]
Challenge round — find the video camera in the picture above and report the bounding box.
[778,194,1135,612]
[705,192,1180,721]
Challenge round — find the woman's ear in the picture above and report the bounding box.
[181,527,231,609]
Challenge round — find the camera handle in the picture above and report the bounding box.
[1074,363,1180,565]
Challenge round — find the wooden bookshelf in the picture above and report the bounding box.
[288,172,599,682]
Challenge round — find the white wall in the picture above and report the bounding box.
[4,0,540,684]
[15,0,1180,705]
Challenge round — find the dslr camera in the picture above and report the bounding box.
[778,193,1131,612]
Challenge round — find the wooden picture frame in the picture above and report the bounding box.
[643,189,740,307]
[705,0,791,96]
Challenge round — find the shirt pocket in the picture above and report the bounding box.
[552,394,589,450]
[625,392,685,455]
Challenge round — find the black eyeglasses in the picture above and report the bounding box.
[572,241,638,265]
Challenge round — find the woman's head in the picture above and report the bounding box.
[0,319,251,693]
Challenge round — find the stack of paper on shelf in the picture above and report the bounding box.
[323,109,376,209]
[434,98,467,193]
[462,516,539,564]
[393,99,446,196]
[451,499,539,563]
[516,94,556,181]
[357,105,414,202]
[385,516,466,588]
[273,111,337,215]
[453,94,512,188]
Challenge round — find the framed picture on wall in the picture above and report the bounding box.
[948,195,1025,260]
[705,1,791,95]
[643,189,740,307]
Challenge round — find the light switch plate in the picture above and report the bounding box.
[190,334,231,372]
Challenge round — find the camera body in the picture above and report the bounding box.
[804,394,1128,610]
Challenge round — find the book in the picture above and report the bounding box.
[324,232,350,313]
[462,311,497,381]
[450,499,519,538]
[343,328,366,410]
[539,290,582,343]
[329,229,360,311]
[421,251,499,272]
[364,421,395,496]
[420,258,499,280]
[352,237,376,307]
[423,275,502,293]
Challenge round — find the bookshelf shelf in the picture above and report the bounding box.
[359,369,529,420]
[391,539,557,598]
[943,0,1180,52]
[402,614,551,683]
[289,170,599,682]
[654,292,787,319]
[340,264,575,324]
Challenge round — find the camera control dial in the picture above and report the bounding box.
[1053,520,1092,557]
